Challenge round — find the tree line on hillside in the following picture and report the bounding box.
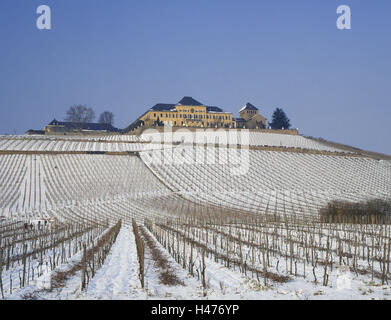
[65,105,114,126]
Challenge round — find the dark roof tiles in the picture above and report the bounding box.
[48,119,119,132]
[177,96,203,106]
[151,104,175,111]
[148,97,226,114]
[240,103,259,112]
[206,106,224,113]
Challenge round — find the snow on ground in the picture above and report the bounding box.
[4,225,391,300]
[139,227,203,300]
[80,226,143,299]
[1,134,390,300]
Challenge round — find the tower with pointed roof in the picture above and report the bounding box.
[239,103,259,121]
[237,103,267,129]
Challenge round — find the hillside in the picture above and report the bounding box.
[306,136,391,161]
[0,132,390,300]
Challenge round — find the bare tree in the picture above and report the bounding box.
[64,105,95,123]
[98,111,114,126]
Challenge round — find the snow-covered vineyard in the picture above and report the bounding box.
[141,147,391,217]
[0,133,391,300]
[138,130,352,153]
[0,131,356,153]
[0,135,150,153]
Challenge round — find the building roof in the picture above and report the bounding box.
[206,106,224,113]
[149,98,225,113]
[151,104,176,111]
[177,96,203,106]
[26,129,45,135]
[240,103,259,112]
[47,119,119,132]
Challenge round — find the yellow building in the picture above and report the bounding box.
[136,96,234,129]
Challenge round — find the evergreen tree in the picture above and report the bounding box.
[269,108,291,130]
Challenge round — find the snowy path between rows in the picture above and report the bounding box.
[80,226,144,299]
[140,227,202,299]
[82,225,203,300]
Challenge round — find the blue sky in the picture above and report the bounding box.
[0,0,390,154]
